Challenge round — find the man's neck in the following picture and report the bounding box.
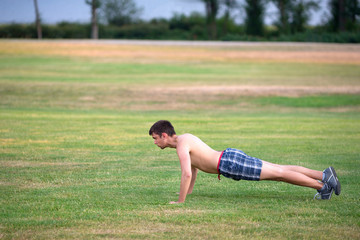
[167,134,178,148]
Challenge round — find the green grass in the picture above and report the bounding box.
[255,95,360,108]
[1,55,360,86]
[1,109,359,239]
[212,95,360,108]
[0,41,360,239]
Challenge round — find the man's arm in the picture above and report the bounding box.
[170,144,192,204]
[187,167,198,195]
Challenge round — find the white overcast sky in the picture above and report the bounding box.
[0,0,328,25]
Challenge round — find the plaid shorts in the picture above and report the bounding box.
[217,148,263,181]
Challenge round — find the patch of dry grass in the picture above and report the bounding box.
[1,40,360,64]
[1,81,360,111]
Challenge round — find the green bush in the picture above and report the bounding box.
[55,22,90,38]
[0,21,359,43]
[276,31,360,43]
[0,24,36,38]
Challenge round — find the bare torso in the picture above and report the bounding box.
[176,134,222,174]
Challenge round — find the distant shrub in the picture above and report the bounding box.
[50,22,90,38]
[0,24,35,38]
[276,31,360,43]
[0,21,359,43]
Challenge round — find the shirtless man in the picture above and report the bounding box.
[149,120,341,204]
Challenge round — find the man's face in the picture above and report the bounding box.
[152,133,167,149]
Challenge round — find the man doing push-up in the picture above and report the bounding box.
[149,120,341,204]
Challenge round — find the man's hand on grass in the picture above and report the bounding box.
[169,201,183,204]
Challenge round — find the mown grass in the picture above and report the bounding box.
[1,55,360,86]
[0,41,359,239]
[253,95,360,108]
[1,110,359,239]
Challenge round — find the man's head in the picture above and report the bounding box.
[149,120,176,137]
[149,120,176,149]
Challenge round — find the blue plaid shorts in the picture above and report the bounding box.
[217,148,263,181]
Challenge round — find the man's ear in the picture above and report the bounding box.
[161,133,168,138]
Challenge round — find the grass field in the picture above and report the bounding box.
[0,40,359,239]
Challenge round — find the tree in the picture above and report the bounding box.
[33,0,42,39]
[328,0,360,32]
[86,0,101,39]
[348,0,360,27]
[244,0,266,36]
[100,0,143,26]
[272,0,319,34]
[220,0,238,36]
[271,0,292,34]
[201,0,220,39]
[289,0,319,33]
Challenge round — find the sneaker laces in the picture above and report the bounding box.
[313,192,321,200]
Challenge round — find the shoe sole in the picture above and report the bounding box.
[329,166,341,195]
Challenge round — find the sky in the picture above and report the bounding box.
[0,0,328,25]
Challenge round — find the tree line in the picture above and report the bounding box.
[1,0,359,42]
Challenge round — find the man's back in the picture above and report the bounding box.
[177,133,221,174]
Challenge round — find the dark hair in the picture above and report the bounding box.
[149,120,176,137]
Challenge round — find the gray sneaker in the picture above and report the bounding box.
[314,182,333,200]
[323,166,341,195]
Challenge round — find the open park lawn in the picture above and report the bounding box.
[0,40,359,239]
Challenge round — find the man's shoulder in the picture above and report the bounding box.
[179,133,195,138]
[178,133,198,143]
[176,134,197,148]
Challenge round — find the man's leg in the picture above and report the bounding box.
[262,161,323,180]
[260,161,323,190]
